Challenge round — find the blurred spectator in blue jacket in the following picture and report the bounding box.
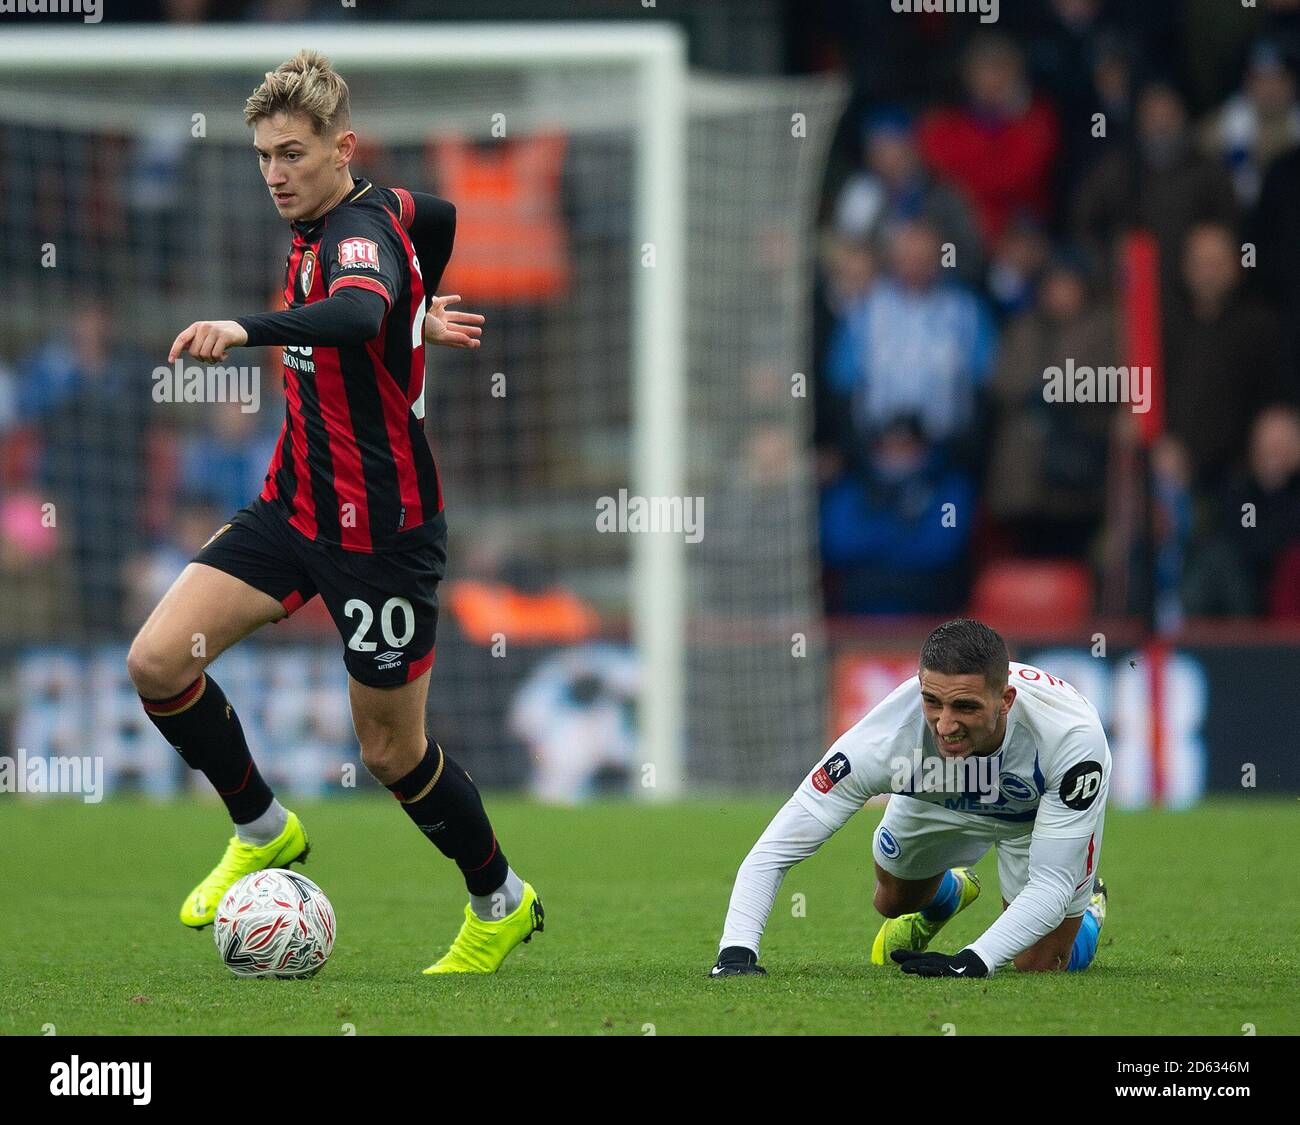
[830,107,984,287]
[180,399,280,516]
[824,217,996,476]
[820,415,975,615]
[985,212,1052,323]
[16,298,152,636]
[820,232,878,318]
[1198,40,1300,207]
[1150,433,1195,633]
[0,357,17,435]
[123,495,227,629]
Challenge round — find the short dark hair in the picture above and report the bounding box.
[919,619,1008,692]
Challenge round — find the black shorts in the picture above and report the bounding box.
[192,497,447,687]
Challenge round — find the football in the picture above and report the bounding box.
[213,869,336,979]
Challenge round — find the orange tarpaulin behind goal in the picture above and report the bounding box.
[429,133,572,303]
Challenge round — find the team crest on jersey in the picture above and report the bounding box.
[877,827,901,859]
[299,250,316,297]
[811,751,851,794]
[998,773,1036,802]
[338,237,380,271]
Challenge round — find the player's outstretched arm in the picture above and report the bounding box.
[235,287,387,349]
[168,289,388,363]
[709,794,844,978]
[168,320,248,363]
[961,832,1088,973]
[956,749,1107,976]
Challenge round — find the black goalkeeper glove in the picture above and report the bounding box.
[709,946,767,977]
[890,948,989,978]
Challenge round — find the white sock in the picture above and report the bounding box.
[236,798,288,845]
[469,866,525,921]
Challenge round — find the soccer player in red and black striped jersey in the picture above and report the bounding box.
[127,50,543,974]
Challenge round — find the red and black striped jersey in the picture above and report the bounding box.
[260,177,444,553]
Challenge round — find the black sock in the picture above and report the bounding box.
[140,673,274,825]
[388,740,509,896]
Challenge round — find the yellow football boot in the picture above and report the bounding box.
[423,882,544,974]
[871,866,980,965]
[179,810,310,928]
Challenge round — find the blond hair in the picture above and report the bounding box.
[244,49,350,136]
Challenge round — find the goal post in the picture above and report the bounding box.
[0,23,690,796]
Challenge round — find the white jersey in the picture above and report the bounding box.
[719,663,1111,972]
[795,662,1109,836]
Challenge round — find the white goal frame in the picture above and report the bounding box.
[0,23,689,797]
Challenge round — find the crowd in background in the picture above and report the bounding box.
[810,0,1300,623]
[0,294,284,639]
[2,0,1300,640]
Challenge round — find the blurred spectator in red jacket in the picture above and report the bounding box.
[919,32,1061,245]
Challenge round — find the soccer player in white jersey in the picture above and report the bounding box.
[711,619,1109,978]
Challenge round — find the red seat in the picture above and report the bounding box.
[969,559,1093,630]
[1268,542,1300,621]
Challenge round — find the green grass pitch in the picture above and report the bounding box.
[0,795,1295,1035]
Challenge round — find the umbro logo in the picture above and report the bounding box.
[374,651,403,663]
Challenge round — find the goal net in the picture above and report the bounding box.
[0,26,845,798]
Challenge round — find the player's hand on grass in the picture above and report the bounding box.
[709,945,767,977]
[890,948,988,978]
[169,320,248,363]
[423,294,483,349]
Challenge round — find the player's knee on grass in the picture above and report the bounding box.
[873,886,908,918]
[1011,915,1082,973]
[873,868,941,917]
[1013,945,1071,973]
